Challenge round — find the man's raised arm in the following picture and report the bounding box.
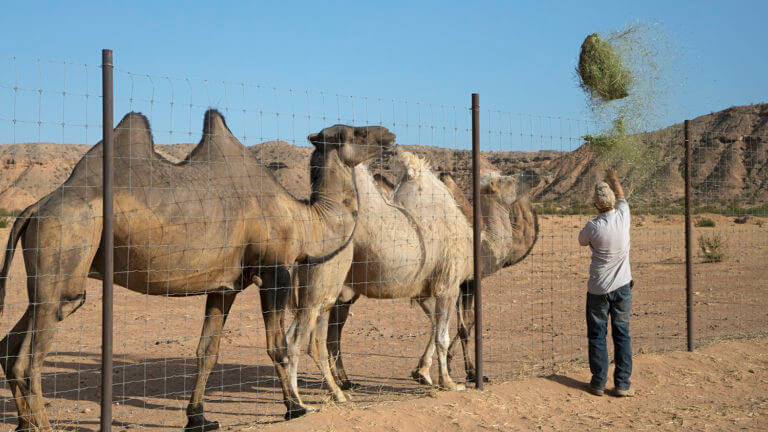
[605,168,625,201]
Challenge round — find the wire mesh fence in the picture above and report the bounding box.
[0,53,766,431]
[691,129,768,346]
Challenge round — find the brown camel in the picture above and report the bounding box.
[326,170,541,390]
[0,110,394,431]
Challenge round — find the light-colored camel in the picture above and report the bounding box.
[0,110,394,431]
[326,170,541,389]
[439,171,541,381]
[282,151,473,408]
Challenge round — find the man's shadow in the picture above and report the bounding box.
[545,374,589,392]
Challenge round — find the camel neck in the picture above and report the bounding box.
[296,149,358,261]
[479,197,514,273]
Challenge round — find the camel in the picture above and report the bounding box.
[325,169,541,390]
[0,109,394,431]
[281,151,473,409]
[439,171,541,381]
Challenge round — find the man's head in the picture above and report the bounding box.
[593,181,616,213]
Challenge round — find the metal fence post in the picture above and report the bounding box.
[684,119,694,352]
[471,93,483,389]
[101,48,114,432]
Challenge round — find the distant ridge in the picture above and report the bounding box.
[1,104,766,210]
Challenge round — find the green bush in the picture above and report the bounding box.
[698,233,725,263]
[0,216,8,229]
[695,218,716,228]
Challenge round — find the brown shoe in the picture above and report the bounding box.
[613,388,634,397]
[588,385,604,396]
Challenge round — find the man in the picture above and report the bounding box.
[578,168,633,397]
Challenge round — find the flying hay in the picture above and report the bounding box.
[577,33,633,102]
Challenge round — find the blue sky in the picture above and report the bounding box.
[1,1,766,150]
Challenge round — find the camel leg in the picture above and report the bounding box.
[435,295,464,391]
[24,300,64,432]
[9,218,95,431]
[326,296,357,390]
[308,309,348,402]
[185,291,236,432]
[7,288,83,432]
[0,309,34,431]
[284,304,319,410]
[455,284,477,381]
[259,266,308,420]
[411,297,436,386]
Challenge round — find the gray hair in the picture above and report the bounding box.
[594,181,616,211]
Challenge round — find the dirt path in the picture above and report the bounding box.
[251,337,768,432]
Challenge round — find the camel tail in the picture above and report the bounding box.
[0,204,35,316]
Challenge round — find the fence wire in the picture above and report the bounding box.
[692,129,767,345]
[0,55,766,431]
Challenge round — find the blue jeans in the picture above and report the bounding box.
[586,283,632,390]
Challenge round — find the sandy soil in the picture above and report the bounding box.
[253,337,768,432]
[0,214,765,431]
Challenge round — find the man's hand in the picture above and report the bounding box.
[605,168,625,200]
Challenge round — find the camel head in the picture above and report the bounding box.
[518,168,553,197]
[308,124,396,167]
[481,172,524,207]
[481,168,552,207]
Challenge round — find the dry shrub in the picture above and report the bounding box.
[696,217,716,227]
[698,233,726,262]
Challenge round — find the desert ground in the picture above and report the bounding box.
[0,213,765,431]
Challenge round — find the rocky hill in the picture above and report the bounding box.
[1,104,766,211]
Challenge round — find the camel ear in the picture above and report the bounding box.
[487,178,499,195]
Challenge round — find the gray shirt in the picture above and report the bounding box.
[578,199,632,295]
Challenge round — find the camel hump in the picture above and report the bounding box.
[202,109,231,138]
[113,111,155,159]
[186,109,250,162]
[396,151,431,181]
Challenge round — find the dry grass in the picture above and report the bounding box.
[577,33,632,102]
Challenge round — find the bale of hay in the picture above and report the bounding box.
[577,33,633,102]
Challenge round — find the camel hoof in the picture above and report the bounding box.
[284,405,315,420]
[439,382,466,392]
[466,372,490,383]
[339,380,360,391]
[331,390,350,403]
[184,415,220,432]
[411,369,433,386]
